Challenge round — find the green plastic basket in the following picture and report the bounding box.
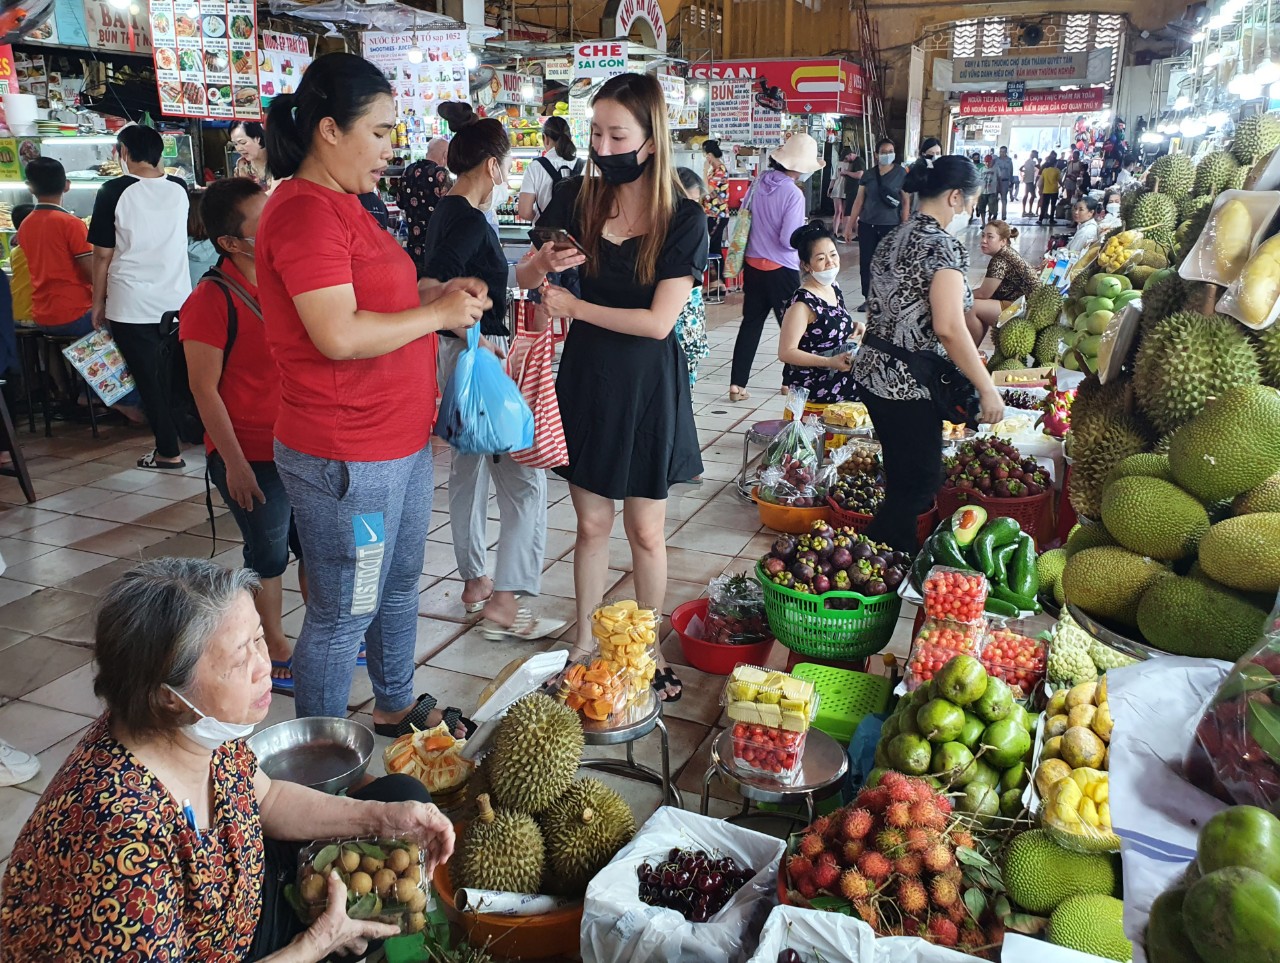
[791,663,892,745]
[755,562,904,660]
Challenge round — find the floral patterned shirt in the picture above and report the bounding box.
[0,716,264,962]
[703,167,729,219]
[397,159,450,268]
[782,283,859,403]
[854,212,972,401]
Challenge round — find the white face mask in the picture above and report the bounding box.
[947,195,970,236]
[165,684,256,750]
[811,267,839,285]
[1106,202,1120,215]
[878,153,895,166]
[480,179,510,214]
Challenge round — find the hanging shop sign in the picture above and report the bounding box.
[149,0,258,119]
[362,30,470,117]
[258,30,310,110]
[657,71,683,109]
[603,0,666,52]
[934,49,1113,92]
[574,40,628,79]
[0,45,16,95]
[89,0,152,53]
[691,59,865,117]
[707,79,785,145]
[959,88,1107,117]
[1006,80,1025,107]
[490,70,540,106]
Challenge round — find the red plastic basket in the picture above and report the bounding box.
[935,486,1053,547]
[670,598,776,675]
[825,498,938,548]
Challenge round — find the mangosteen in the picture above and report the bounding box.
[884,568,905,590]
[867,580,888,595]
[810,520,835,540]
[830,546,853,570]
[763,557,786,577]
[819,560,833,576]
[791,561,815,584]
[833,570,851,591]
[798,550,820,567]
[771,534,797,561]
[850,541,873,561]
[869,554,887,572]
[977,477,993,492]
[812,574,831,594]
[1026,482,1043,495]
[811,535,835,559]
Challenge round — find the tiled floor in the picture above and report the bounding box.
[0,221,1056,873]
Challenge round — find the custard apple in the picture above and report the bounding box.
[1090,640,1140,671]
[1048,623,1098,686]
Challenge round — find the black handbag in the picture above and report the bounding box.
[862,333,980,427]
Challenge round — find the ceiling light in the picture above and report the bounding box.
[521,81,535,102]
[1181,117,1208,136]
[1205,50,1224,66]
[1191,30,1206,42]
[406,47,423,64]
[1175,94,1192,109]
[465,52,478,69]
[691,85,706,102]
[1206,109,1230,126]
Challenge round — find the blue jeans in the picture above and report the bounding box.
[275,441,435,719]
[207,450,295,579]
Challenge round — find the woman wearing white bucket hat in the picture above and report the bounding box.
[728,132,823,402]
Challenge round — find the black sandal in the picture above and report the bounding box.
[651,667,683,703]
[374,693,475,739]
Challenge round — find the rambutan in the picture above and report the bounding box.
[876,827,907,857]
[909,799,947,831]
[839,868,873,902]
[841,840,865,865]
[786,854,814,883]
[840,807,874,840]
[898,877,929,916]
[796,877,818,901]
[950,828,976,850]
[813,852,841,890]
[904,827,935,853]
[929,875,961,909]
[903,916,921,936]
[853,899,878,929]
[809,814,833,838]
[798,832,825,859]
[885,800,913,828]
[856,850,892,883]
[923,842,957,873]
[928,916,959,948]
[945,900,968,924]
[859,786,891,813]
[894,853,924,878]
[940,865,964,888]
[934,793,954,815]
[957,920,985,950]
[883,772,916,804]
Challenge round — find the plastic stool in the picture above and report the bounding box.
[791,664,892,745]
[737,418,786,500]
[705,254,725,305]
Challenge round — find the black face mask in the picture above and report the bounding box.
[590,147,650,185]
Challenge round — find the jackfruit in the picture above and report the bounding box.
[1105,452,1173,488]
[1065,523,1116,557]
[1136,574,1269,661]
[1099,476,1211,561]
[1235,473,1280,515]
[997,318,1035,360]
[1195,150,1240,196]
[1128,264,1158,288]
[1198,513,1280,593]
[1231,113,1280,166]
[1169,385,1280,501]
[1060,546,1169,627]
[1037,547,1067,589]
[1049,894,1132,961]
[1002,829,1118,914]
[1255,324,1280,387]
[1134,312,1262,434]
[1130,192,1178,230]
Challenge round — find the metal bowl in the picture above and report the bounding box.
[248,717,375,794]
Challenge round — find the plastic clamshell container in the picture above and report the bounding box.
[728,722,809,783]
[557,658,636,722]
[979,621,1048,699]
[297,837,429,934]
[1179,189,1280,287]
[922,566,990,623]
[904,616,989,692]
[1095,300,1141,384]
[721,663,819,735]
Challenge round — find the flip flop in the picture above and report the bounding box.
[464,594,493,615]
[651,666,683,703]
[356,646,367,667]
[374,693,475,739]
[482,608,567,642]
[138,451,186,470]
[271,659,294,692]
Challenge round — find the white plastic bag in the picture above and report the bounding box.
[581,806,785,963]
[876,936,988,962]
[748,906,877,963]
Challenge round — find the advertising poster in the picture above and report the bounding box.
[958,88,1107,116]
[86,0,153,53]
[149,0,260,119]
[362,30,470,117]
[708,79,783,146]
[258,30,310,110]
[61,330,136,407]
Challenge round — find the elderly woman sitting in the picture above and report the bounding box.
[0,557,454,962]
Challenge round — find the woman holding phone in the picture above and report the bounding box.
[527,72,708,701]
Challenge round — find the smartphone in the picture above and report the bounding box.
[529,227,589,259]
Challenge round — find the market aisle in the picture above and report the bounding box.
[0,216,1056,871]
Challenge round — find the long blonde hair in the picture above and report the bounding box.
[576,73,681,286]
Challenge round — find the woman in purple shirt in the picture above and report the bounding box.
[728,134,821,402]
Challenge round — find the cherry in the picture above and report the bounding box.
[779,951,802,963]
[695,871,724,894]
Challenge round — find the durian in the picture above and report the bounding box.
[538,778,637,896]
[1129,193,1178,231]
[1034,325,1063,365]
[1133,312,1262,434]
[1139,270,1187,328]
[1121,188,1148,224]
[1068,380,1154,520]
[1145,153,1194,196]
[1143,225,1177,255]
[1193,150,1239,196]
[1229,165,1251,191]
[987,352,1007,371]
[489,693,584,815]
[1231,114,1280,166]
[1069,271,1091,300]
[1027,283,1066,331]
[455,794,547,894]
[997,318,1035,359]
[996,356,1027,371]
[1254,326,1280,387]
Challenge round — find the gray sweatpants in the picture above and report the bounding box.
[275,441,434,718]
[437,335,547,596]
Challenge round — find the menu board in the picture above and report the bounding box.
[361,30,470,117]
[708,80,751,141]
[258,30,311,110]
[149,0,260,119]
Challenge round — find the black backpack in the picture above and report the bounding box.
[535,156,584,184]
[158,265,260,446]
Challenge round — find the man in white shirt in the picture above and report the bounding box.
[90,124,192,469]
[516,116,584,223]
[994,146,1015,220]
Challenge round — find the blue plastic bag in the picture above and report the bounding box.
[436,325,535,455]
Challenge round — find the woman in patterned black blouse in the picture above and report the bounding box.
[853,156,1005,552]
[397,137,451,267]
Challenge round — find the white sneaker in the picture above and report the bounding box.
[0,738,40,786]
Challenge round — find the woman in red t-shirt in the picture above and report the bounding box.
[258,53,489,726]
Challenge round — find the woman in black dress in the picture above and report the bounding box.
[532,73,708,701]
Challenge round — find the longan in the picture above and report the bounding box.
[401,865,422,884]
[299,873,326,903]
[348,871,373,896]
[406,912,426,934]
[386,848,412,874]
[394,877,420,904]
[373,868,398,898]
[406,887,427,913]
[339,849,360,873]
[359,855,384,874]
